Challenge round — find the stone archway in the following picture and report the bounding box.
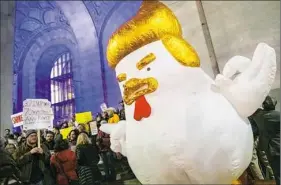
[35,44,70,99]
[55,1,104,113]
[17,27,79,112]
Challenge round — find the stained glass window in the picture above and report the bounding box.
[50,52,75,124]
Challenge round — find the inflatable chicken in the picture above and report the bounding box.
[100,1,277,184]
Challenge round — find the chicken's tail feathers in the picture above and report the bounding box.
[214,43,277,117]
[236,43,276,117]
[222,56,252,78]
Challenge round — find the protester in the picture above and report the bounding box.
[4,129,12,140]
[54,127,63,141]
[13,133,20,140]
[97,126,116,181]
[0,137,21,185]
[68,120,74,128]
[43,131,57,185]
[5,143,16,155]
[71,115,79,127]
[119,110,126,121]
[22,130,27,138]
[50,139,79,185]
[107,108,120,124]
[13,129,51,185]
[43,131,55,151]
[101,112,109,122]
[68,129,79,152]
[61,122,68,129]
[251,96,280,185]
[7,134,18,148]
[0,100,144,185]
[76,133,102,185]
[77,124,87,135]
[17,136,26,147]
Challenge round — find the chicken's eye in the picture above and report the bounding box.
[147,67,151,71]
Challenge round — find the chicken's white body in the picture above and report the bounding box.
[101,41,276,184]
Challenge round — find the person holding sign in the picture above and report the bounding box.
[106,108,120,124]
[13,130,51,185]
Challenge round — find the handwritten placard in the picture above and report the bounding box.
[11,112,23,127]
[22,99,54,130]
[89,121,98,135]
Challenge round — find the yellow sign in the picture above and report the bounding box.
[60,127,74,139]
[75,112,93,124]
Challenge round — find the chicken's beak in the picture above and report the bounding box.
[123,77,158,105]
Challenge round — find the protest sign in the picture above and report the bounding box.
[75,112,92,124]
[60,127,74,139]
[100,103,107,112]
[22,99,54,130]
[75,112,92,134]
[11,112,23,127]
[89,121,98,135]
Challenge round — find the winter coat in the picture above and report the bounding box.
[50,149,78,185]
[97,130,111,152]
[76,144,102,185]
[252,109,280,157]
[108,114,120,124]
[0,149,21,184]
[12,142,50,184]
[43,141,55,151]
[55,134,63,142]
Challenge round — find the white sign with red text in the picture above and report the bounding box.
[11,112,23,127]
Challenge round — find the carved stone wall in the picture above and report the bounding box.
[13,1,142,122]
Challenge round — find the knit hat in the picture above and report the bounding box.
[26,129,37,138]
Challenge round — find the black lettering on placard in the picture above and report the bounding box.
[23,100,51,108]
[37,115,52,121]
[24,108,51,116]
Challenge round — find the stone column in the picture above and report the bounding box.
[0,0,15,136]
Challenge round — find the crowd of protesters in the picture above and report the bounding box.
[0,96,279,185]
[0,100,134,185]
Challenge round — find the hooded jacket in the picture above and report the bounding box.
[50,149,78,185]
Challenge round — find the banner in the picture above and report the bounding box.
[11,112,23,127]
[22,99,54,130]
[75,112,92,124]
[60,127,74,139]
[89,121,98,135]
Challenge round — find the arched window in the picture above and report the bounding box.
[50,52,75,124]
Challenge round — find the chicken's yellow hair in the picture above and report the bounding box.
[106,0,200,69]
